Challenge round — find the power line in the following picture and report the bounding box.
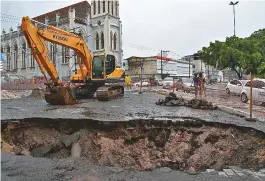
[0,13,22,19]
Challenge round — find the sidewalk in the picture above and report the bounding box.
[148,87,265,121]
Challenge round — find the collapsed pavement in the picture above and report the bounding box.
[2,118,265,174]
[156,92,218,110]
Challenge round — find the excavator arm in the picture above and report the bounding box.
[21,16,92,86]
[21,16,125,104]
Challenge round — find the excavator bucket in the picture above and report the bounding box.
[45,86,77,105]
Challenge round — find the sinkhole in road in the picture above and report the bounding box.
[1,118,265,173]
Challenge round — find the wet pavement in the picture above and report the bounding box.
[2,90,265,181]
[2,90,265,133]
[1,152,265,181]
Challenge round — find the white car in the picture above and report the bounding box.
[133,81,149,87]
[162,77,174,89]
[182,78,193,87]
[162,77,173,85]
[240,79,265,104]
[225,79,248,95]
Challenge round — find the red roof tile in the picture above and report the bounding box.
[32,1,90,23]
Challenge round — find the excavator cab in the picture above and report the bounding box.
[92,54,116,80]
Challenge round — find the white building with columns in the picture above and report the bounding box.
[0,0,123,79]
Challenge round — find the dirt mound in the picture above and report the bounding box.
[2,119,265,173]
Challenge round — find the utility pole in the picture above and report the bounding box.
[160,50,170,79]
[139,59,144,94]
[229,1,239,36]
[188,57,191,78]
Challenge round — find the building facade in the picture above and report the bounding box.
[126,56,192,79]
[0,0,123,79]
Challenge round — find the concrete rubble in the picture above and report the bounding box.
[1,88,44,100]
[156,92,218,110]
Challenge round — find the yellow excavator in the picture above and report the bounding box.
[21,16,125,105]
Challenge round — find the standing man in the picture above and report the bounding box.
[199,73,206,98]
[193,73,199,99]
[125,75,131,89]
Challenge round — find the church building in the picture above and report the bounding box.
[0,0,123,79]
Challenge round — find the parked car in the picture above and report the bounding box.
[240,79,265,104]
[155,79,163,86]
[225,79,248,95]
[182,78,193,87]
[162,77,174,89]
[206,76,218,85]
[133,81,149,87]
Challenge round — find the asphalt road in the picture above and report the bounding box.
[2,90,265,181]
[1,152,264,181]
[2,90,265,133]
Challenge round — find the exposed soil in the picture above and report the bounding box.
[1,118,265,173]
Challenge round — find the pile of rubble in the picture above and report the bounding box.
[1,90,31,100]
[1,88,45,100]
[156,92,218,110]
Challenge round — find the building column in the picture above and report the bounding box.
[68,8,76,75]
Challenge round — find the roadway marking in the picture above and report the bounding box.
[218,171,228,177]
[206,169,215,173]
[223,169,236,176]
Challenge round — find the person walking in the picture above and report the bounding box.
[193,73,199,99]
[125,75,131,89]
[199,73,206,98]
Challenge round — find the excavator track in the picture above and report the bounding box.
[96,84,124,101]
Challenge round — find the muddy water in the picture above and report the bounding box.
[2,118,265,174]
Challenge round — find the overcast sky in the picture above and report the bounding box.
[1,0,265,59]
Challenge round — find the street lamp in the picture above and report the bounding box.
[229,1,239,36]
[160,50,170,79]
[139,60,144,94]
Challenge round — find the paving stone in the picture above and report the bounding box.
[218,171,228,177]
[206,169,215,173]
[223,169,236,176]
[254,172,265,177]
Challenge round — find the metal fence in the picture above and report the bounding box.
[1,82,40,90]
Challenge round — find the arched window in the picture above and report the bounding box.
[110,31,113,50]
[113,33,117,50]
[111,1,114,15]
[98,0,100,14]
[13,43,18,69]
[96,32,99,50]
[103,0,106,13]
[30,52,35,68]
[93,1,96,15]
[50,43,56,66]
[115,1,118,16]
[108,0,110,13]
[6,45,10,70]
[101,32,104,49]
[62,46,69,64]
[22,42,26,68]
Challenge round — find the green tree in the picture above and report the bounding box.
[257,62,265,78]
[198,29,265,79]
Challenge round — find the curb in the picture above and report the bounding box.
[218,106,264,122]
